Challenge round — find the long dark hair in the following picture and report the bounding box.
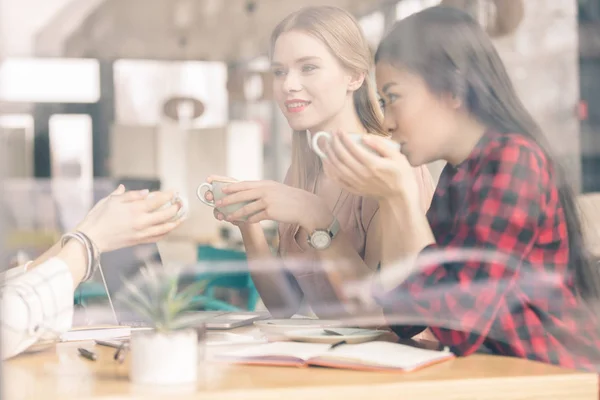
[375,6,600,304]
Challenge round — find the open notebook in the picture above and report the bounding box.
[217,341,455,372]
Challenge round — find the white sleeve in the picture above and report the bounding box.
[1,258,74,360]
[0,262,30,280]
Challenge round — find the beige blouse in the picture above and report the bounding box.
[277,169,379,316]
[276,161,434,317]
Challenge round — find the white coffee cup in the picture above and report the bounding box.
[311,131,400,159]
[148,192,188,222]
[196,179,251,221]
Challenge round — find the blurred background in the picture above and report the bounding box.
[1,0,600,310]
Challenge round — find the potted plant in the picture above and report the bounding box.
[118,263,208,385]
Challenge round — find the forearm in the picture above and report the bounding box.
[55,241,89,287]
[26,243,62,270]
[311,232,373,288]
[239,223,272,258]
[239,224,302,317]
[378,197,435,291]
[300,215,377,318]
[27,240,88,286]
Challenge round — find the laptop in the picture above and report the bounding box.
[98,242,268,329]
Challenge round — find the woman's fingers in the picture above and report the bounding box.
[331,133,370,176]
[120,189,150,202]
[111,184,126,195]
[324,140,360,187]
[136,220,181,241]
[226,199,265,221]
[144,191,176,212]
[245,211,269,224]
[143,204,181,226]
[213,208,226,221]
[341,132,384,165]
[216,189,261,207]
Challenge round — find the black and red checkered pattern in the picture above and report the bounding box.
[381,131,600,371]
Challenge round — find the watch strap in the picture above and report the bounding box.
[328,216,340,240]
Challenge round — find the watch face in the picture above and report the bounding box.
[311,231,331,249]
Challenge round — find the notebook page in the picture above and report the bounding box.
[321,342,452,369]
[220,342,332,362]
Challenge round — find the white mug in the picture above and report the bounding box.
[311,131,400,159]
[196,179,250,221]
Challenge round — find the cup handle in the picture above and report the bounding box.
[196,183,215,207]
[311,131,331,159]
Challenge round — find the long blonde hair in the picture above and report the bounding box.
[270,6,388,191]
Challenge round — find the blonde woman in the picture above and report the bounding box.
[206,6,434,318]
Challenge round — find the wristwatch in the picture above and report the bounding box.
[308,217,340,250]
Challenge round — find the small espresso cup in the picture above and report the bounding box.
[311,131,400,159]
[196,179,250,220]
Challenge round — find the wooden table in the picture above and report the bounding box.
[2,326,598,400]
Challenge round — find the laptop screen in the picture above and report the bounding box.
[97,243,163,326]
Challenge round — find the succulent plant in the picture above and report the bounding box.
[117,263,209,332]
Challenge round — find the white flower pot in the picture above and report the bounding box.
[130,329,198,385]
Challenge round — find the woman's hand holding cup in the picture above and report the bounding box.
[198,176,250,225]
[76,185,185,253]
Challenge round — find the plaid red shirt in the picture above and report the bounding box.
[380,131,600,371]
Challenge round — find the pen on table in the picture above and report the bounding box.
[78,347,97,361]
[330,340,346,349]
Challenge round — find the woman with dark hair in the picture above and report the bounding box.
[321,6,600,370]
